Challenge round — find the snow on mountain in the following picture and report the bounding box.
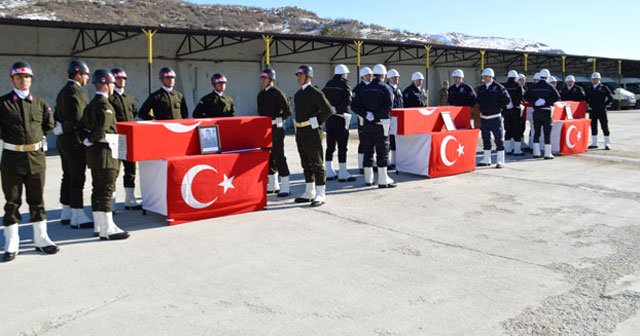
[426,32,563,54]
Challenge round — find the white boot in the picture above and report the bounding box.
[604,136,611,150]
[294,182,316,203]
[277,176,290,197]
[513,141,524,156]
[32,220,59,254]
[93,211,101,237]
[544,144,554,160]
[124,188,142,209]
[533,143,542,158]
[3,224,20,261]
[311,185,326,207]
[504,139,513,154]
[478,150,492,166]
[364,167,374,186]
[267,174,279,194]
[60,204,71,225]
[325,161,337,180]
[589,134,598,149]
[338,162,355,182]
[377,167,397,188]
[389,150,397,169]
[496,151,505,168]
[99,211,129,240]
[70,208,94,229]
[358,153,364,171]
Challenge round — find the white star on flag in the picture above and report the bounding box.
[457,144,465,157]
[577,131,582,140]
[218,174,235,194]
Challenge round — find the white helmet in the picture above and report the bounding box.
[565,75,576,82]
[359,67,373,78]
[533,72,541,80]
[411,71,424,81]
[372,64,387,75]
[334,64,349,75]
[507,70,518,78]
[387,69,400,78]
[591,72,601,79]
[452,69,464,78]
[548,76,557,83]
[517,74,526,81]
[539,69,551,78]
[481,68,495,77]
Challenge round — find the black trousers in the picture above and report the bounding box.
[121,160,136,188]
[503,108,523,142]
[269,126,290,177]
[57,136,87,209]
[390,135,396,151]
[533,109,552,145]
[361,123,389,168]
[590,109,610,136]
[325,114,349,163]
[2,168,46,226]
[91,168,118,212]
[296,127,325,185]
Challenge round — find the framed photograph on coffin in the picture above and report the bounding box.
[441,112,457,131]
[198,125,221,154]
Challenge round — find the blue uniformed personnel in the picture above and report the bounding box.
[585,72,613,149]
[503,70,525,156]
[386,68,403,170]
[448,69,477,108]
[354,67,373,173]
[476,68,512,168]
[403,72,427,108]
[560,75,586,102]
[523,69,560,159]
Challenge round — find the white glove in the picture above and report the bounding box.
[366,112,374,121]
[42,136,48,152]
[82,138,93,147]
[506,102,514,109]
[53,122,63,135]
[331,106,337,114]
[534,98,546,107]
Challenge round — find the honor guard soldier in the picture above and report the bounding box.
[292,65,333,207]
[524,69,560,159]
[1,62,58,262]
[54,59,94,229]
[548,76,558,89]
[386,69,403,170]
[560,75,586,102]
[403,72,427,108]
[518,74,528,90]
[82,70,129,240]
[352,64,395,188]
[476,68,512,168]
[139,66,188,120]
[447,69,477,108]
[355,66,373,173]
[109,68,142,210]
[322,64,355,182]
[193,73,236,118]
[585,72,613,149]
[503,70,525,156]
[257,68,292,197]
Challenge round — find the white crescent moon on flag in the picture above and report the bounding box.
[137,120,202,133]
[419,107,437,116]
[440,135,458,167]
[181,164,219,209]
[566,125,577,149]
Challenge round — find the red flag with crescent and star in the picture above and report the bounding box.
[559,119,591,155]
[428,130,479,178]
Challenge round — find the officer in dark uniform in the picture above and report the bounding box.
[503,70,525,156]
[352,64,395,188]
[257,68,292,197]
[322,64,355,182]
[292,65,333,207]
[447,69,477,107]
[585,72,613,149]
[1,62,58,262]
[139,67,188,120]
[524,69,560,159]
[108,68,141,210]
[355,67,373,173]
[54,59,94,229]
[193,73,235,118]
[386,69,403,170]
[560,75,586,102]
[476,68,512,168]
[403,72,427,108]
[82,69,129,241]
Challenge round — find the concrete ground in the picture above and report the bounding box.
[1,111,639,336]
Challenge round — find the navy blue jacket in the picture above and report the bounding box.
[585,83,613,111]
[503,78,524,106]
[402,84,426,108]
[351,77,393,122]
[322,75,352,114]
[475,81,512,116]
[447,82,477,107]
[386,82,404,108]
[524,80,560,109]
[560,85,586,102]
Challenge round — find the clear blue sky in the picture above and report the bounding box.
[190,0,639,60]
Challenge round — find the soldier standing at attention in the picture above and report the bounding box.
[560,75,586,102]
[108,68,142,210]
[386,69,403,170]
[355,67,373,173]
[476,68,512,168]
[1,61,58,262]
[438,81,449,106]
[54,59,94,229]
[139,67,188,120]
[503,70,525,156]
[403,72,427,108]
[524,69,560,159]
[193,73,235,118]
[82,69,129,241]
[257,68,292,197]
[585,72,613,149]
[292,65,333,207]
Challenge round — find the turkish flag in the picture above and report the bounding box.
[559,119,591,155]
[140,150,269,225]
[429,130,479,178]
[553,101,587,120]
[392,106,471,135]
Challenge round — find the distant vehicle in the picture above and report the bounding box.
[620,78,640,107]
[574,77,636,109]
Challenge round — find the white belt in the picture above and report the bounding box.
[3,142,43,152]
[295,120,311,128]
[480,113,501,120]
